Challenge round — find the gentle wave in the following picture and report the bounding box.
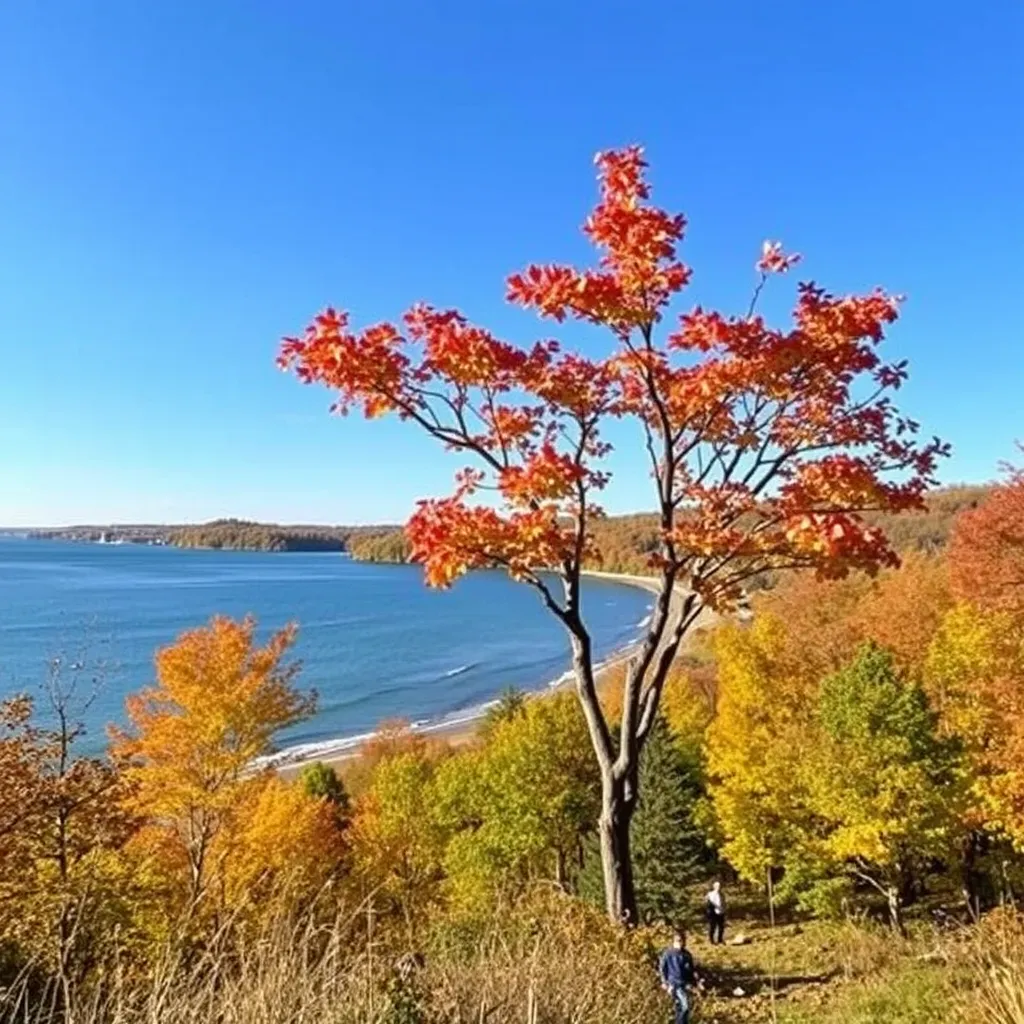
[442,662,476,679]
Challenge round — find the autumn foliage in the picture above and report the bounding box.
[107,617,342,928]
[281,148,945,600]
[948,453,1024,614]
[2,470,1024,1017]
[3,145,1022,1020]
[705,473,1024,925]
[0,690,132,979]
[279,144,946,922]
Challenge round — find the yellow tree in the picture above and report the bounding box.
[936,464,1024,898]
[110,616,325,923]
[658,661,715,765]
[348,745,448,938]
[344,719,447,797]
[808,643,963,933]
[432,693,599,913]
[222,775,345,910]
[926,604,1024,851]
[705,616,822,891]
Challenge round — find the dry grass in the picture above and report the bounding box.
[689,914,926,1022]
[958,907,1024,1024]
[691,905,1024,1024]
[424,889,666,1022]
[0,889,664,1024]
[3,889,1022,1024]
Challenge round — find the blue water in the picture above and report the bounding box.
[0,538,652,757]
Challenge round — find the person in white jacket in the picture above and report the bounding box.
[705,880,726,945]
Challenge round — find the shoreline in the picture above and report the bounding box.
[274,570,686,781]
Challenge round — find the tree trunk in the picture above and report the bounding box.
[898,864,919,908]
[767,866,779,1024]
[598,774,637,926]
[563,580,692,926]
[885,885,907,938]
[961,831,983,921]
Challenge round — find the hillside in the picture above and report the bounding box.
[348,485,992,573]
[168,518,351,552]
[6,478,1022,1024]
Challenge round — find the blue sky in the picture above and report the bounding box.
[1,1,1021,527]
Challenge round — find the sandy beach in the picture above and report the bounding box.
[275,570,703,781]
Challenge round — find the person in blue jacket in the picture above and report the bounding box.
[658,928,698,1024]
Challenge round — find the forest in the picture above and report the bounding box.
[346,486,991,577]
[168,519,386,552]
[2,470,1023,1023]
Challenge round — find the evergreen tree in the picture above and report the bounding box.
[580,715,704,923]
[298,761,351,826]
[481,686,527,735]
[631,715,705,923]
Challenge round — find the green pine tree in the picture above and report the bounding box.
[631,715,705,923]
[579,715,704,923]
[298,760,351,826]
[481,686,527,735]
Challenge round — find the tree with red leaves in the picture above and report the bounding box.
[279,147,946,923]
[948,452,1024,615]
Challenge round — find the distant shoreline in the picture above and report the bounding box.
[17,520,401,554]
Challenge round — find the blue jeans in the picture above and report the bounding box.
[670,987,690,1024]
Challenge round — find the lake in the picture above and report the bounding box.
[0,538,652,758]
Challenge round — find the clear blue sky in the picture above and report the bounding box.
[1,1,1021,527]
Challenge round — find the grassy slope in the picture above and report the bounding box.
[687,910,950,1023]
[663,882,1024,1024]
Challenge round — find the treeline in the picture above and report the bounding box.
[27,525,169,544]
[862,483,992,554]
[346,528,412,563]
[348,485,992,574]
[169,518,352,551]
[31,487,987,564]
[29,519,403,554]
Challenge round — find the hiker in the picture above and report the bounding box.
[658,928,697,1024]
[705,879,726,945]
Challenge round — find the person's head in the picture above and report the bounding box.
[672,928,686,949]
[712,880,721,892]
